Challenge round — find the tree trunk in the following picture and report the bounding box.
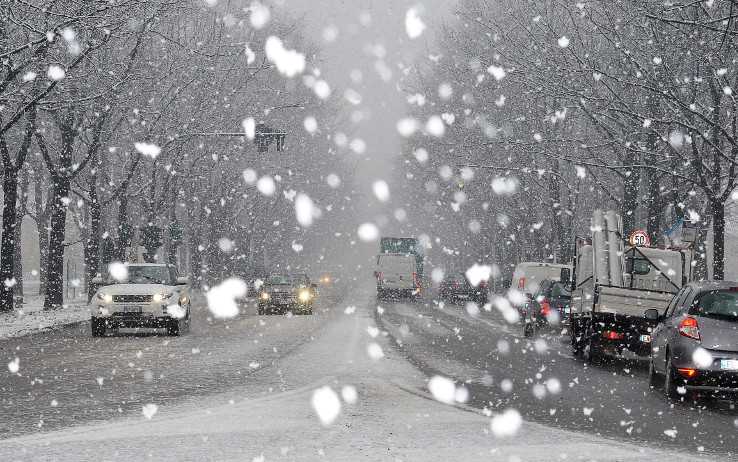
[85,185,101,301]
[711,199,725,280]
[0,171,19,312]
[44,176,70,309]
[38,222,49,295]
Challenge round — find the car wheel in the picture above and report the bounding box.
[664,354,682,401]
[584,336,601,364]
[91,317,105,337]
[648,354,662,388]
[257,306,265,316]
[167,319,181,336]
[523,321,534,338]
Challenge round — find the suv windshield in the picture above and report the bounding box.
[691,290,738,322]
[111,266,173,285]
[267,275,293,285]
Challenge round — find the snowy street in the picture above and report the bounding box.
[0,283,728,461]
[5,0,738,459]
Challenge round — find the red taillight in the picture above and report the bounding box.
[677,367,699,379]
[602,330,624,340]
[453,281,460,288]
[479,280,488,289]
[678,317,700,341]
[540,298,551,317]
[518,277,526,290]
[412,272,420,289]
[377,272,384,282]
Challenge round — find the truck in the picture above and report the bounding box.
[379,237,424,280]
[569,210,694,362]
[375,237,425,298]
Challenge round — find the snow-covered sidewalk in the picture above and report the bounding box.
[0,295,88,339]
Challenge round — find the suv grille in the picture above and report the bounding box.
[113,294,152,303]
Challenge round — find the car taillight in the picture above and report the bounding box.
[602,330,624,340]
[678,317,700,341]
[479,280,488,289]
[412,272,420,289]
[518,277,526,290]
[677,367,699,379]
[540,298,551,317]
[376,272,384,281]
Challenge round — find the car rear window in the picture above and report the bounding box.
[690,290,738,322]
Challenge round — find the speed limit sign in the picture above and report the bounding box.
[629,229,651,247]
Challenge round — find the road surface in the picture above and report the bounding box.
[0,282,731,460]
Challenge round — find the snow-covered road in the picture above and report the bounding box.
[0,283,723,461]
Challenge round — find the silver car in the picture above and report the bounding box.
[647,281,738,400]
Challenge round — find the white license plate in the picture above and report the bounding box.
[123,306,142,313]
[720,359,738,370]
[639,335,652,343]
[457,294,469,299]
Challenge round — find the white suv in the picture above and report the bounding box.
[90,263,191,336]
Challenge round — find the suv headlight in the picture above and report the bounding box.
[97,292,113,303]
[153,293,173,303]
[259,292,270,301]
[298,289,312,303]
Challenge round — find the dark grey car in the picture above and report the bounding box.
[647,281,738,400]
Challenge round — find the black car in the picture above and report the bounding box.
[522,279,571,337]
[438,272,488,305]
[257,274,316,315]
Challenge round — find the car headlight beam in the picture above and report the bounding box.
[260,292,270,301]
[97,292,113,303]
[298,289,312,303]
[153,293,174,303]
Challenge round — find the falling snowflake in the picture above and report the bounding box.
[264,36,305,78]
[206,278,247,319]
[108,262,128,282]
[134,142,161,159]
[142,403,158,420]
[47,65,65,81]
[490,409,522,437]
[7,357,19,374]
[367,342,384,359]
[249,1,270,29]
[312,386,341,425]
[405,6,426,39]
[372,180,390,202]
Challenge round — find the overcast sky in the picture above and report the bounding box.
[280,1,453,261]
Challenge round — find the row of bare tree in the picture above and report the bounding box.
[403,0,738,279]
[0,0,342,311]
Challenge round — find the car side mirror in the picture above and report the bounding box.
[644,308,661,322]
[503,280,511,289]
[176,277,189,285]
[91,276,104,285]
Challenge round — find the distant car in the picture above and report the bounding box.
[258,274,316,315]
[375,253,421,299]
[511,262,572,296]
[90,263,191,337]
[438,272,488,304]
[521,279,572,337]
[648,281,738,400]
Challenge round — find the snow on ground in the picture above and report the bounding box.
[0,284,711,461]
[0,294,88,339]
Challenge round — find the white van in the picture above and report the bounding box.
[511,262,572,296]
[375,253,420,299]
